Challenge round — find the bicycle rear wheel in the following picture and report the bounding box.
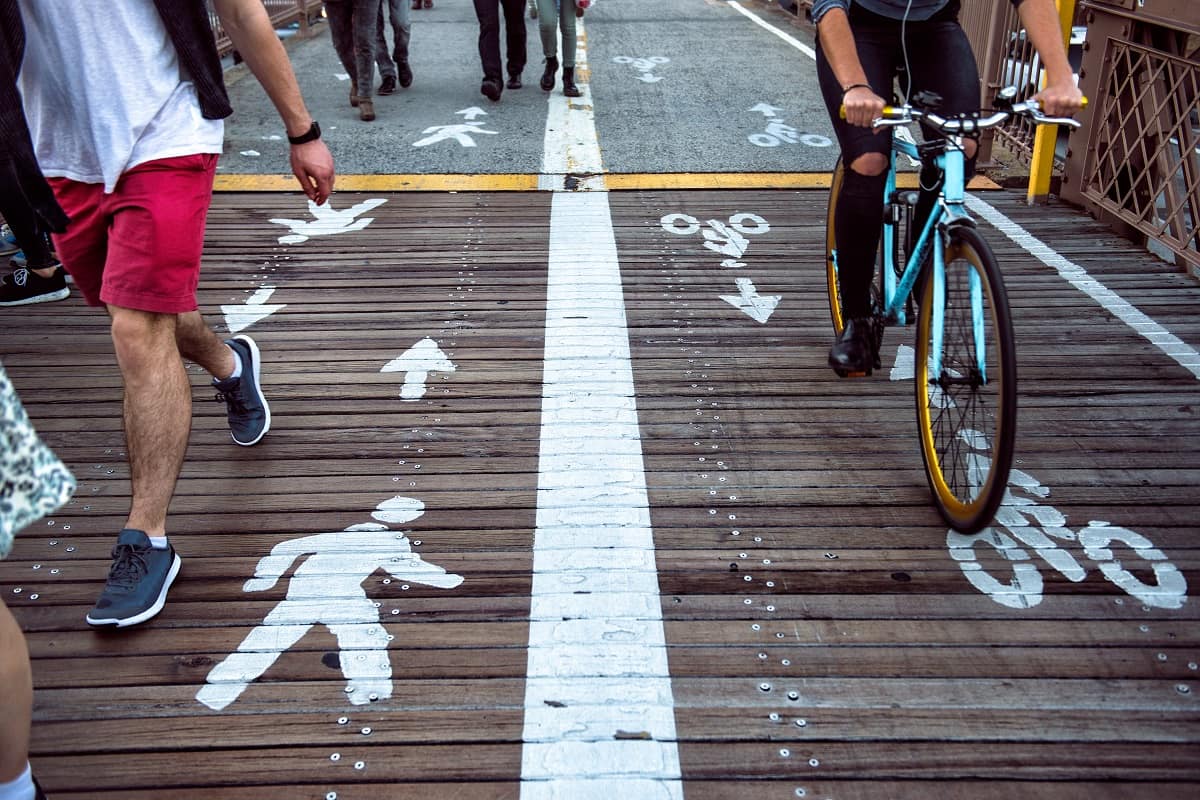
[915,226,1016,534]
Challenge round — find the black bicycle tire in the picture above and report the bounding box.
[915,225,1017,534]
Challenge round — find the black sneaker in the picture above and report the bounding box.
[378,74,397,95]
[85,529,181,628]
[213,334,271,446]
[33,775,47,800]
[397,60,413,89]
[0,265,69,306]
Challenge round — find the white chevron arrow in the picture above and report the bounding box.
[381,338,457,401]
[719,277,780,324]
[221,286,285,334]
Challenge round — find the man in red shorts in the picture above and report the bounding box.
[9,0,335,630]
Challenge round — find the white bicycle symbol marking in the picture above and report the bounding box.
[660,212,770,265]
[947,430,1188,610]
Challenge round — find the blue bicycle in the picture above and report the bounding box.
[825,89,1082,533]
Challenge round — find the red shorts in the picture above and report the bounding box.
[49,154,219,314]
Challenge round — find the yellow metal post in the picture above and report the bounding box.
[1026,0,1077,204]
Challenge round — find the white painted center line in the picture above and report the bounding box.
[521,17,683,800]
[966,195,1200,379]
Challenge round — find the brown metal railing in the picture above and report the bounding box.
[208,0,324,58]
[1061,0,1199,275]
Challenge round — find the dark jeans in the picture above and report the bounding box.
[326,0,383,99]
[473,0,527,82]
[816,3,979,318]
[0,164,56,269]
[375,0,412,77]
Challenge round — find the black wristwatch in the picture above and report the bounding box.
[287,120,321,145]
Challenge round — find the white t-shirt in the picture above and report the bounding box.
[17,0,225,193]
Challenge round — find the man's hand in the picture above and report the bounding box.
[290,140,335,205]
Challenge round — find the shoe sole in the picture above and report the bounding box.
[0,288,69,306]
[232,334,271,446]
[85,552,182,628]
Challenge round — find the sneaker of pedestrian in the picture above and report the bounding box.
[397,60,413,89]
[0,223,19,255]
[0,264,69,306]
[358,98,376,122]
[379,74,397,95]
[481,77,502,102]
[213,334,271,446]
[85,529,182,628]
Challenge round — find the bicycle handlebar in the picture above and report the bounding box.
[838,94,1087,134]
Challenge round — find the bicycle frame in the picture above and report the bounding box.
[880,134,987,384]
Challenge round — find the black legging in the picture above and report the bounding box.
[817,2,980,318]
[0,163,55,269]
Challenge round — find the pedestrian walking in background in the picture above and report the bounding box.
[325,0,384,121]
[535,0,584,96]
[0,172,68,306]
[375,0,414,95]
[473,0,528,101]
[5,0,334,630]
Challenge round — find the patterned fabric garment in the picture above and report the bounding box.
[0,362,75,555]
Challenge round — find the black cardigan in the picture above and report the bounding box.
[0,0,232,231]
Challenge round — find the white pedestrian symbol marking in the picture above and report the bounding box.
[381,338,458,401]
[268,198,387,245]
[413,121,498,149]
[196,497,464,710]
[221,286,286,335]
[613,55,669,83]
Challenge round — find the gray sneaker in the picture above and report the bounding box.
[213,334,271,446]
[86,529,181,628]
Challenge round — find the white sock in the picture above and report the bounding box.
[148,536,169,550]
[221,346,243,382]
[0,763,37,800]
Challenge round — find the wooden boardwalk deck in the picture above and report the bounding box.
[2,187,1198,799]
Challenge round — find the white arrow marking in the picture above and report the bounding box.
[749,103,783,117]
[456,106,488,120]
[221,286,286,335]
[381,337,457,401]
[719,277,780,324]
[636,74,663,83]
[891,343,915,380]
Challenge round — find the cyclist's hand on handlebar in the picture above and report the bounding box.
[842,85,887,130]
[1033,79,1084,117]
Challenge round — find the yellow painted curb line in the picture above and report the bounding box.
[214,172,1001,192]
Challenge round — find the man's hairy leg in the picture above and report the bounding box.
[109,306,191,537]
[175,310,235,381]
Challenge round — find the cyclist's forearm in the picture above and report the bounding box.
[1016,0,1074,88]
[817,9,871,92]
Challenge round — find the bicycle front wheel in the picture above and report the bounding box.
[915,226,1016,534]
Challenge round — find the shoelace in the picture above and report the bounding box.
[106,543,150,589]
[214,379,248,413]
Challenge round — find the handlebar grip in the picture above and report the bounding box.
[839,105,901,120]
[1032,96,1088,110]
